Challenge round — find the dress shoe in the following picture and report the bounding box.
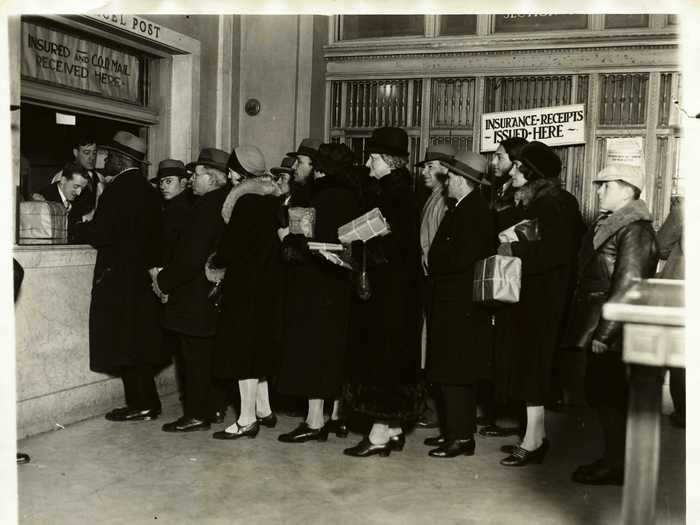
[500,438,549,466]
[415,416,439,429]
[423,435,446,447]
[571,463,624,486]
[323,419,349,438]
[428,438,475,458]
[388,433,405,451]
[343,437,393,457]
[162,417,211,433]
[257,413,278,428]
[479,425,521,438]
[16,453,30,464]
[105,406,161,421]
[212,420,260,440]
[500,444,518,454]
[278,422,327,443]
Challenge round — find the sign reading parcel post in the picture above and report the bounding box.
[480,104,586,152]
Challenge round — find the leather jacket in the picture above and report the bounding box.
[566,199,658,350]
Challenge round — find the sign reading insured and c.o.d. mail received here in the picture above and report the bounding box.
[481,104,586,152]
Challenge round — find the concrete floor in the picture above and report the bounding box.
[17,394,685,525]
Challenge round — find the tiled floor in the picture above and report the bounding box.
[16,394,685,525]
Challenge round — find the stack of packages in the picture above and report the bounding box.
[18,201,69,244]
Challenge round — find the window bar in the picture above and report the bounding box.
[611,76,619,125]
[360,81,367,127]
[406,79,414,127]
[639,75,647,123]
[602,74,610,124]
[629,75,638,124]
[457,80,464,127]
[620,76,630,124]
[348,82,355,128]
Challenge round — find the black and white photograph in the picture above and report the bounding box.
[1,3,697,524]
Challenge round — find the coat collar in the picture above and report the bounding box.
[592,199,652,250]
[514,177,561,208]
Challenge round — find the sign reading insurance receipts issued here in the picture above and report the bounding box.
[480,104,586,152]
[21,22,141,103]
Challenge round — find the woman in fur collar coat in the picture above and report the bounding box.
[496,141,584,466]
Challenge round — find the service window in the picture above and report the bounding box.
[493,14,588,33]
[339,15,425,40]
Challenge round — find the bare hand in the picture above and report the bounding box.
[591,340,608,354]
[31,193,46,201]
[277,227,290,241]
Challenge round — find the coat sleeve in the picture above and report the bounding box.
[70,179,121,248]
[656,204,682,260]
[592,223,659,346]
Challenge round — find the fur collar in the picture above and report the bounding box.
[592,199,653,250]
[513,178,561,208]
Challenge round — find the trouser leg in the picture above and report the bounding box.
[441,384,476,440]
[121,365,160,411]
[179,335,216,420]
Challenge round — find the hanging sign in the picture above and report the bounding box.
[605,137,644,168]
[21,22,141,103]
[480,104,586,152]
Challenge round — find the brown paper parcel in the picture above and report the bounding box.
[473,255,522,304]
[337,207,391,243]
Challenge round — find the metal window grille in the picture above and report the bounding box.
[430,78,476,128]
[484,75,573,113]
[658,73,674,127]
[598,73,648,126]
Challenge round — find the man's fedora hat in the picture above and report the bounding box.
[415,143,457,167]
[270,157,295,176]
[156,159,188,180]
[228,145,266,178]
[366,127,409,157]
[287,138,322,160]
[440,151,491,186]
[101,131,149,165]
[186,148,230,173]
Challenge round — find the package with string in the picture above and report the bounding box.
[473,255,522,305]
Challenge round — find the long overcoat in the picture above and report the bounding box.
[498,178,584,404]
[161,190,194,266]
[157,187,228,337]
[74,168,166,374]
[345,168,422,422]
[426,189,494,385]
[212,193,284,380]
[277,175,360,399]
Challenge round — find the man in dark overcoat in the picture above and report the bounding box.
[425,150,494,458]
[154,149,230,432]
[73,131,166,421]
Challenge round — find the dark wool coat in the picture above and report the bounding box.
[161,191,194,266]
[212,193,284,380]
[496,178,584,404]
[344,168,422,422]
[426,190,495,385]
[277,175,361,399]
[73,168,166,375]
[157,187,228,337]
[566,199,658,352]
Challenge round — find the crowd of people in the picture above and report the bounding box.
[29,125,684,486]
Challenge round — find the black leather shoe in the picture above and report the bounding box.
[278,422,327,443]
[500,444,518,454]
[500,438,549,466]
[323,419,349,438]
[212,420,260,440]
[429,438,475,458]
[343,437,392,457]
[257,413,278,428]
[479,425,521,437]
[571,463,624,486]
[416,416,439,429]
[16,453,30,464]
[162,417,211,433]
[105,407,161,421]
[388,433,405,451]
[423,435,446,447]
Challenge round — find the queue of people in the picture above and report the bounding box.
[58,124,670,486]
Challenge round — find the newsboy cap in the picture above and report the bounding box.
[593,164,645,192]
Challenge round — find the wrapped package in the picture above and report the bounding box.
[337,207,391,244]
[473,255,522,304]
[288,207,316,238]
[19,201,69,244]
[498,219,540,243]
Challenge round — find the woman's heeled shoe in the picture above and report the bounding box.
[343,437,392,457]
[388,433,405,451]
[278,422,327,443]
[323,419,349,438]
[257,413,277,428]
[212,420,260,440]
[500,438,549,466]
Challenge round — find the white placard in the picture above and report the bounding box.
[605,137,644,167]
[480,103,586,152]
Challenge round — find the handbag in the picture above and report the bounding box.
[473,255,522,304]
[498,219,540,243]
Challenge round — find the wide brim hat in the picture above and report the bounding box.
[439,151,491,186]
[287,138,322,161]
[270,156,295,176]
[366,126,409,157]
[155,159,187,180]
[415,143,457,167]
[227,145,266,178]
[100,131,150,165]
[593,163,645,192]
[519,141,561,179]
[186,148,229,173]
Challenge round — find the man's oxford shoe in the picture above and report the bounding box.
[278,422,327,443]
[323,419,349,438]
[479,425,521,438]
[428,438,475,458]
[571,463,624,486]
[105,407,161,421]
[162,417,211,433]
[212,420,260,440]
[343,437,393,457]
[257,412,278,428]
[423,434,446,447]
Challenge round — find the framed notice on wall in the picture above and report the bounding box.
[480,104,586,152]
[21,22,142,104]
